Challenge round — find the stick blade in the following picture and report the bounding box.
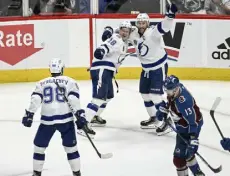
[211,165,222,173]
[100,153,113,159]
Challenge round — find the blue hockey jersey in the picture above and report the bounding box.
[168,83,203,134]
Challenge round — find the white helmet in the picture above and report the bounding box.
[49,58,64,74]
[119,20,132,30]
[136,13,150,26]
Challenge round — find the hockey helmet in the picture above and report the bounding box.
[49,58,65,74]
[164,75,180,90]
[136,13,150,26]
[119,20,132,30]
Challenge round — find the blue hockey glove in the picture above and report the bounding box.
[166,3,178,18]
[22,109,34,127]
[102,26,113,42]
[75,109,87,129]
[94,48,105,60]
[220,138,230,151]
[187,136,199,157]
[156,101,169,121]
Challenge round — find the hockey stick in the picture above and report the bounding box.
[55,82,113,159]
[166,0,172,5]
[209,97,225,139]
[166,117,222,173]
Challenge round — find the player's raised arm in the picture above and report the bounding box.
[151,4,178,38]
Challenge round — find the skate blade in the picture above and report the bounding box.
[91,123,106,127]
[140,125,157,129]
[77,131,95,139]
[157,128,173,136]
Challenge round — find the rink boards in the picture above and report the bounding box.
[0,14,229,83]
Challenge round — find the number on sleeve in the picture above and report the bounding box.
[110,40,117,46]
[108,38,117,46]
[185,108,193,116]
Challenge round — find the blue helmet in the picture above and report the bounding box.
[164,75,179,90]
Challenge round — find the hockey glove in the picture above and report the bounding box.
[156,101,169,121]
[187,135,199,157]
[22,109,34,127]
[75,109,87,129]
[220,138,230,151]
[94,48,105,60]
[166,3,178,18]
[102,26,113,42]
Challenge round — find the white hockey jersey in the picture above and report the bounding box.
[91,33,129,73]
[27,76,80,125]
[129,17,174,71]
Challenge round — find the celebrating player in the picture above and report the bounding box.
[156,75,205,176]
[81,21,132,136]
[101,4,178,135]
[22,58,87,176]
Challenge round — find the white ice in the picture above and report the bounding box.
[0,80,230,176]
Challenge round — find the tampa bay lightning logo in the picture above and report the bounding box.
[138,42,149,57]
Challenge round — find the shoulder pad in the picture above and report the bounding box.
[178,96,186,103]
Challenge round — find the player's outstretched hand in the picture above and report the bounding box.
[156,101,169,121]
[166,3,178,18]
[75,109,87,129]
[94,48,105,60]
[102,26,113,42]
[221,138,230,151]
[22,109,34,127]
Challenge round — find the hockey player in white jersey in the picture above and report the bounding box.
[80,21,132,136]
[22,58,88,176]
[101,4,178,135]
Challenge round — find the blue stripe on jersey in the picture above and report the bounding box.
[31,92,43,100]
[41,112,73,121]
[141,54,167,69]
[101,44,109,53]
[157,22,167,34]
[68,91,79,99]
[91,61,115,68]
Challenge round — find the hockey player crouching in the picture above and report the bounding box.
[156,75,205,176]
[22,58,88,176]
[80,21,132,136]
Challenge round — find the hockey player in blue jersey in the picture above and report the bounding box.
[156,75,205,176]
[22,58,88,176]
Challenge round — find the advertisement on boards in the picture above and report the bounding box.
[95,18,205,68]
[0,19,90,70]
[207,20,230,68]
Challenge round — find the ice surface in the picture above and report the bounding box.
[0,80,229,176]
